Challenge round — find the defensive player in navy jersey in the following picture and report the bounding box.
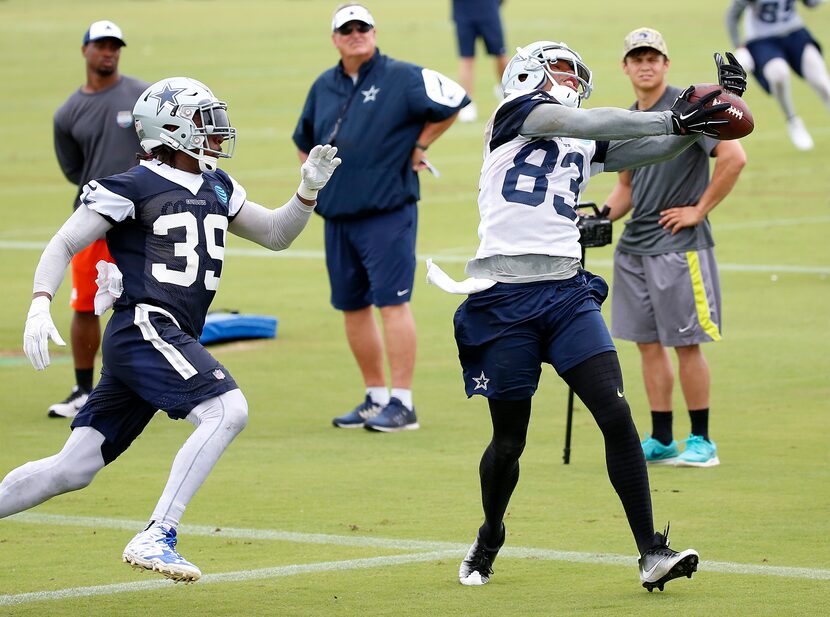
[427,41,740,591]
[6,77,340,583]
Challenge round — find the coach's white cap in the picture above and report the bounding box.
[622,27,667,58]
[83,20,126,47]
[331,4,375,31]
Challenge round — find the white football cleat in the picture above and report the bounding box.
[787,117,814,151]
[123,522,201,583]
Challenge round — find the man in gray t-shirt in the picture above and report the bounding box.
[48,20,148,419]
[605,28,746,468]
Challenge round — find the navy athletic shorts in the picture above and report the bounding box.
[453,271,616,400]
[324,203,418,310]
[454,16,506,57]
[72,304,239,463]
[747,27,821,93]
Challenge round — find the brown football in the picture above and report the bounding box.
[687,83,754,140]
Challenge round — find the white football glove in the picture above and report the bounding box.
[23,296,66,371]
[298,144,342,200]
[93,260,123,316]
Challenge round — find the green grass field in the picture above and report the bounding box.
[1,0,829,614]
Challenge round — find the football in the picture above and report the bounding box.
[687,83,754,140]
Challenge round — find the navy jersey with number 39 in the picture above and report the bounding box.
[81,160,246,337]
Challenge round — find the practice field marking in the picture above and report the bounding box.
[1,239,826,275]
[1,512,827,607]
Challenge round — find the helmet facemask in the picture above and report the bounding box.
[168,101,236,173]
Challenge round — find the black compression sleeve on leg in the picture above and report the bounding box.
[477,398,531,548]
[562,351,655,554]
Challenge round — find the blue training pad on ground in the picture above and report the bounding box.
[199,312,278,345]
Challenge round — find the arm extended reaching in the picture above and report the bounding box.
[229,196,316,250]
[521,105,674,140]
[230,144,341,250]
[522,86,728,143]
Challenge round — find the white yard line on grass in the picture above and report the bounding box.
[0,511,827,607]
[0,550,459,607]
[1,240,827,275]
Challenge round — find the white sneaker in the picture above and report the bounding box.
[123,522,201,583]
[458,103,478,123]
[787,117,814,151]
[47,386,89,418]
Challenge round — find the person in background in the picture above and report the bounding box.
[293,3,470,432]
[452,0,509,122]
[606,28,747,468]
[727,0,830,150]
[50,20,149,418]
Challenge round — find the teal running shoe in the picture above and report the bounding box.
[676,434,720,467]
[641,434,680,464]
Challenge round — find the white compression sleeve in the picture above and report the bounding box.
[150,389,248,528]
[33,205,113,297]
[0,427,106,518]
[228,195,315,251]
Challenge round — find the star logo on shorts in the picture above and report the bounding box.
[472,370,489,391]
[361,85,380,103]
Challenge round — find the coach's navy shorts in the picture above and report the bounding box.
[454,16,506,57]
[748,27,821,93]
[325,203,417,310]
[72,304,238,463]
[453,271,616,400]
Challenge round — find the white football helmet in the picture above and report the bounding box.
[501,41,593,108]
[133,77,236,173]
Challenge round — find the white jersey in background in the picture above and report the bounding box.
[474,91,607,262]
[737,0,806,42]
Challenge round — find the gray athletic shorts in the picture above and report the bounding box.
[611,248,722,347]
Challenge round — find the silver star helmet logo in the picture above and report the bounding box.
[149,83,187,114]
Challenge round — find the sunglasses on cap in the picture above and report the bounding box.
[336,22,373,35]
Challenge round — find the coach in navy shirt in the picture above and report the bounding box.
[293,3,470,432]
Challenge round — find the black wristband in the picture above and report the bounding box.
[415,142,428,151]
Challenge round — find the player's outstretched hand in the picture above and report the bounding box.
[23,296,65,371]
[669,86,731,137]
[715,52,747,97]
[298,144,342,200]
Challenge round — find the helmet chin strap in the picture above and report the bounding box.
[547,83,581,108]
[198,154,218,173]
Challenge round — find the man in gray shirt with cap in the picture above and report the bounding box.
[50,20,148,418]
[605,28,747,467]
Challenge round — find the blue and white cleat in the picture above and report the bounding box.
[122,522,201,583]
[332,395,382,428]
[676,434,720,467]
[641,434,680,465]
[364,398,419,432]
